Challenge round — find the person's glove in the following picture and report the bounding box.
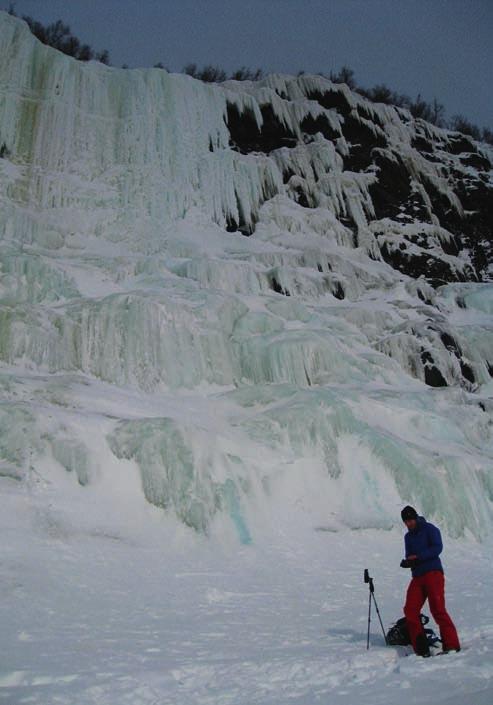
[400,558,418,568]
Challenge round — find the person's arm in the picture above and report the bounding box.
[400,533,417,567]
[416,523,443,561]
[404,533,416,559]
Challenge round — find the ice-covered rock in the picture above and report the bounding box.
[0,12,492,539]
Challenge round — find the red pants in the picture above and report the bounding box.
[404,570,460,652]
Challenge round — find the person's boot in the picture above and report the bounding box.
[441,647,461,654]
[416,633,431,657]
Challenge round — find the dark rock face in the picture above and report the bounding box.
[370,134,491,283]
[270,275,290,296]
[379,243,463,287]
[340,113,387,173]
[225,79,492,287]
[304,89,352,115]
[454,180,493,277]
[369,151,415,221]
[439,332,476,385]
[446,135,477,156]
[421,350,448,387]
[331,281,345,300]
[300,114,340,142]
[412,136,434,154]
[226,103,297,154]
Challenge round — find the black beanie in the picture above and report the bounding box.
[401,505,418,522]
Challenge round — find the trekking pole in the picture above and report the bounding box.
[371,589,388,645]
[366,575,372,649]
[364,569,388,648]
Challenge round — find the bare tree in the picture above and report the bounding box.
[449,115,481,140]
[330,66,356,90]
[230,67,263,81]
[8,7,110,64]
[481,127,493,145]
[183,63,199,78]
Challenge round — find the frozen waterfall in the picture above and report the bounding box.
[0,12,492,541]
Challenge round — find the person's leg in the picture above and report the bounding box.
[425,571,460,651]
[404,576,427,653]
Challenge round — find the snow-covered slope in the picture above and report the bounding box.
[2,488,493,705]
[0,11,492,541]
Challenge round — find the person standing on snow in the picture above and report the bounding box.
[400,505,461,657]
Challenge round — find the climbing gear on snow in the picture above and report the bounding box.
[364,569,387,649]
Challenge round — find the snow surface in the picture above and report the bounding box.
[1,485,492,705]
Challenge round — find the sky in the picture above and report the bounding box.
[3,0,492,129]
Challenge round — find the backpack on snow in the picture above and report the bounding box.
[386,613,441,647]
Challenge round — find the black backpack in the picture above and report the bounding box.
[386,614,441,647]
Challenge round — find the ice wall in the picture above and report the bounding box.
[0,12,492,540]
